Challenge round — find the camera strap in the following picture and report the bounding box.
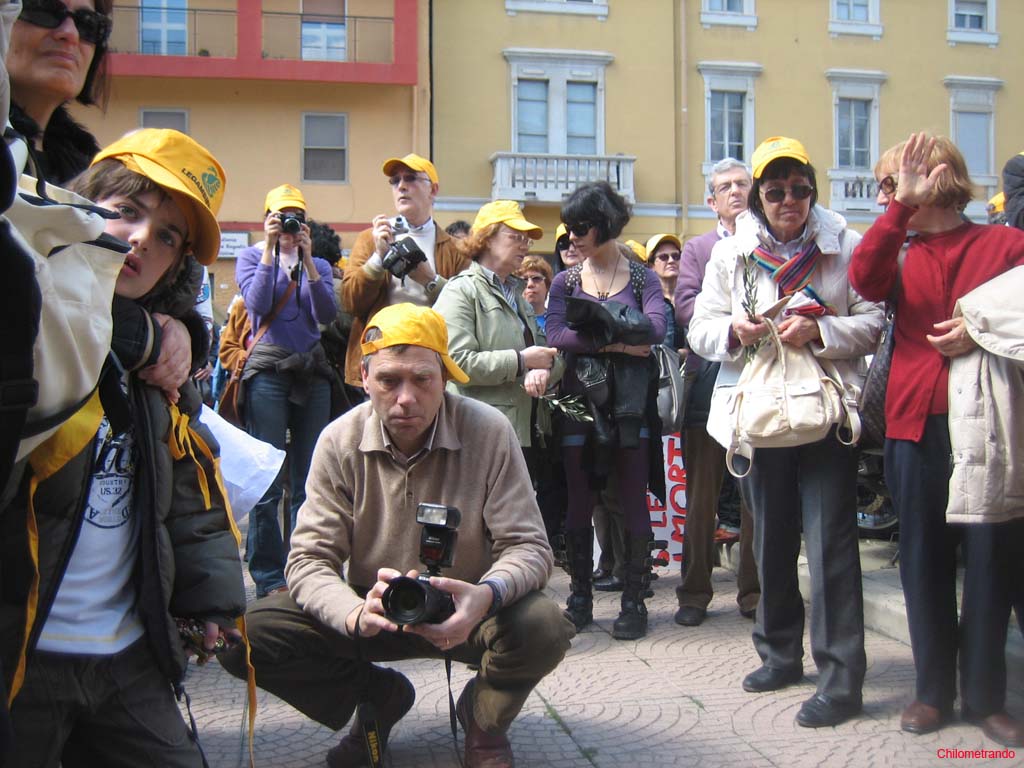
[444,654,466,768]
[351,608,385,768]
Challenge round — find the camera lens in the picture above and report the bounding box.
[281,214,303,234]
[381,575,455,626]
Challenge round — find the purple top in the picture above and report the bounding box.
[674,228,721,374]
[236,244,337,354]
[546,267,666,395]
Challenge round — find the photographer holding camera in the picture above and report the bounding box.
[341,153,469,391]
[219,303,575,768]
[234,184,338,598]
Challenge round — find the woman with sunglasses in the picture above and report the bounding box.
[645,233,683,349]
[850,134,1024,747]
[7,0,112,184]
[545,181,667,640]
[235,184,338,598]
[689,137,883,728]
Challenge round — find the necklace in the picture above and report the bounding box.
[591,253,621,300]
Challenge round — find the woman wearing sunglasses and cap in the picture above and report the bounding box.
[688,137,883,729]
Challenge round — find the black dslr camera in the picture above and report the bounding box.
[280,212,304,234]
[381,504,461,626]
[381,216,427,280]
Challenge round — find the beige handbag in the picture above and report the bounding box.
[720,318,860,477]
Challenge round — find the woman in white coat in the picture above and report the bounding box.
[689,137,883,729]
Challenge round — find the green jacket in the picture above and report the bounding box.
[434,261,564,447]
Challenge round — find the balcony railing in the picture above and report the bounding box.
[490,152,637,203]
[110,6,237,57]
[827,170,883,216]
[109,7,394,64]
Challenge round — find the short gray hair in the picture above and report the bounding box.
[707,158,751,195]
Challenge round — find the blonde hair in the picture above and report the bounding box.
[456,222,504,261]
[875,135,975,211]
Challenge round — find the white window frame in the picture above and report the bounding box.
[504,48,613,156]
[301,0,347,61]
[945,75,1002,217]
[947,0,998,46]
[824,69,886,215]
[505,0,608,20]
[139,0,188,56]
[139,108,189,133]
[828,0,882,39]
[301,112,348,184]
[697,61,761,176]
[700,0,757,30]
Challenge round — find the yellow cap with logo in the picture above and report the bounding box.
[750,136,811,179]
[381,153,439,185]
[361,303,469,383]
[264,184,306,213]
[472,200,542,239]
[92,128,225,265]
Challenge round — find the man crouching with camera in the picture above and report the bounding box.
[340,154,470,393]
[219,303,575,768]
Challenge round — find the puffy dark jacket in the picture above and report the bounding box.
[1002,152,1024,230]
[0,254,245,705]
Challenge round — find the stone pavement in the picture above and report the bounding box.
[184,543,1024,768]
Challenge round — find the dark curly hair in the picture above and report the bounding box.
[560,181,631,245]
[308,219,342,264]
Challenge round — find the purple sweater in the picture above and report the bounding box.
[236,244,337,354]
[546,267,667,395]
[673,228,721,374]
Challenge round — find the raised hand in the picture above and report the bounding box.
[895,132,948,209]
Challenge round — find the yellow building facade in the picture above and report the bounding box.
[67,0,1022,312]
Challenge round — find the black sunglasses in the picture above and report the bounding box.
[565,222,593,237]
[19,0,112,45]
[761,184,814,203]
[655,251,681,262]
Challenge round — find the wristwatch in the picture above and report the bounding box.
[482,579,505,620]
[425,277,440,295]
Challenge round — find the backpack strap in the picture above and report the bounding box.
[627,260,647,306]
[564,264,583,294]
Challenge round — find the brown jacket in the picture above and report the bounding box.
[217,298,251,372]
[285,392,554,636]
[341,225,469,386]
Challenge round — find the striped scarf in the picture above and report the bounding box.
[750,239,834,316]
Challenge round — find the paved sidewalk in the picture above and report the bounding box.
[185,555,1024,768]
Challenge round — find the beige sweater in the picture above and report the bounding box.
[285,392,554,636]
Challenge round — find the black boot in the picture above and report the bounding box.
[563,528,594,630]
[612,532,653,640]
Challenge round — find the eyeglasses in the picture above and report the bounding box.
[556,237,570,251]
[388,173,431,187]
[565,222,593,238]
[760,184,814,203]
[503,229,532,245]
[714,180,751,196]
[655,251,682,262]
[878,175,898,196]
[19,0,112,45]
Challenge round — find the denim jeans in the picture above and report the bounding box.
[245,370,331,596]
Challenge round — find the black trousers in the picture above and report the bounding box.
[886,414,1024,716]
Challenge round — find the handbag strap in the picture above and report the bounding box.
[233,282,297,374]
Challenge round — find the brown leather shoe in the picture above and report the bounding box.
[900,700,949,735]
[456,679,515,768]
[965,711,1024,748]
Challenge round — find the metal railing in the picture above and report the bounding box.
[109,7,394,64]
[490,152,637,203]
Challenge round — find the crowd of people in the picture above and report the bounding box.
[2,2,1023,767]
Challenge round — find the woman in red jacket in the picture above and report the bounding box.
[849,133,1024,747]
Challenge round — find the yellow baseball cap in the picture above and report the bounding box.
[381,153,439,185]
[988,191,1005,212]
[750,136,811,179]
[645,234,681,259]
[361,303,469,384]
[264,184,306,213]
[555,223,568,242]
[624,239,647,262]
[471,200,542,239]
[92,128,225,266]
